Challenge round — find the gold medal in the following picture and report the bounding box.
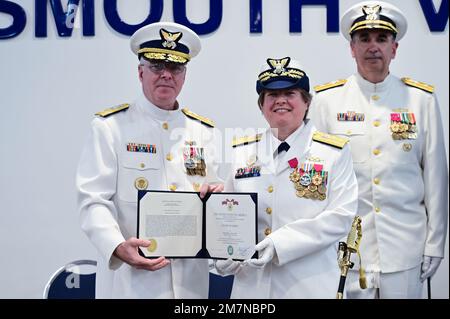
[295,183,305,191]
[289,169,300,183]
[392,132,401,140]
[303,190,312,199]
[311,192,319,200]
[390,123,400,132]
[312,174,323,186]
[147,239,157,252]
[308,185,318,192]
[296,189,306,198]
[408,132,417,139]
[318,193,326,201]
[401,132,408,139]
[401,123,409,132]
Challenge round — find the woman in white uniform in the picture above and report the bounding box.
[215,57,359,298]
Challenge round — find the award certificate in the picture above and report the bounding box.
[137,191,257,260]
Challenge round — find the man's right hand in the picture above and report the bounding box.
[113,237,170,271]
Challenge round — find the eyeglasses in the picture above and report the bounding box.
[142,62,186,75]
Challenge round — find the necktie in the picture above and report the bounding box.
[275,141,290,158]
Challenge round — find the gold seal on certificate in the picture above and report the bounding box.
[147,239,157,252]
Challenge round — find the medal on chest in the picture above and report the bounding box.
[288,157,328,201]
[390,111,417,140]
[183,141,206,176]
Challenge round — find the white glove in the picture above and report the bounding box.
[246,237,275,268]
[420,255,442,282]
[214,258,242,276]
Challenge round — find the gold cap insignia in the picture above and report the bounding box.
[160,28,183,50]
[267,57,290,74]
[362,5,381,21]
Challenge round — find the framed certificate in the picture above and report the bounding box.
[137,190,258,261]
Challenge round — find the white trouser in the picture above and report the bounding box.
[345,265,423,299]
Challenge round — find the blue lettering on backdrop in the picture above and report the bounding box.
[104,0,163,36]
[289,0,339,32]
[0,0,26,39]
[173,0,222,35]
[0,0,448,40]
[419,0,449,32]
[249,0,262,33]
[35,0,94,37]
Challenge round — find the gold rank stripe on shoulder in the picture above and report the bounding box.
[401,77,434,93]
[182,108,215,127]
[314,79,347,93]
[95,103,130,117]
[312,131,349,149]
[232,134,263,148]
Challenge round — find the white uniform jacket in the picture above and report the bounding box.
[226,120,358,298]
[310,73,448,273]
[76,94,221,298]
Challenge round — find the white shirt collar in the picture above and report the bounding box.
[270,120,307,157]
[135,93,182,122]
[355,72,393,94]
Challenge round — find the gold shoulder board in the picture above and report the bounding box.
[314,79,347,93]
[312,131,349,149]
[182,108,215,127]
[401,77,434,93]
[232,134,263,148]
[95,103,129,117]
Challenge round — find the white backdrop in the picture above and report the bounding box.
[0,0,448,298]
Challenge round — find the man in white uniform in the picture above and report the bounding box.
[309,1,448,298]
[76,22,222,298]
[215,57,358,298]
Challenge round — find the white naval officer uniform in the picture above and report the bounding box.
[225,120,358,298]
[309,73,448,297]
[76,93,221,298]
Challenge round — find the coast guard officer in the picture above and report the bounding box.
[215,57,358,298]
[309,1,448,298]
[76,22,222,298]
